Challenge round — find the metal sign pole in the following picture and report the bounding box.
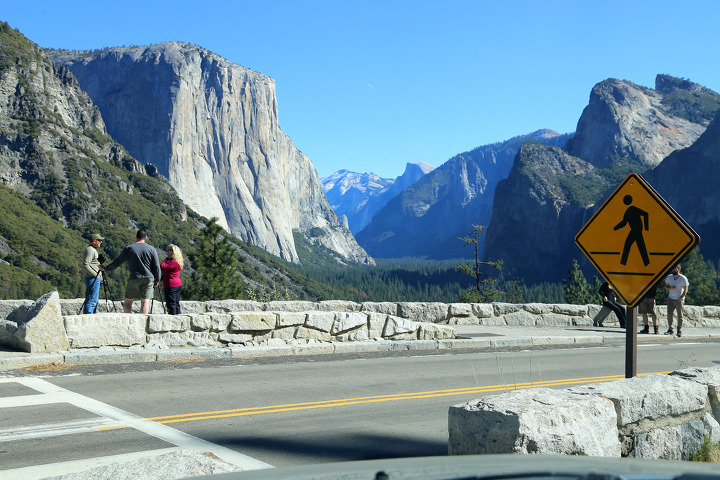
[625,306,637,378]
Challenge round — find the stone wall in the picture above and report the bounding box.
[4,298,720,327]
[60,309,456,350]
[448,367,720,460]
[3,297,720,352]
[53,299,720,327]
[1,297,455,352]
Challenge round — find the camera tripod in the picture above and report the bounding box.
[151,284,166,314]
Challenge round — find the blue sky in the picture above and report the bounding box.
[3,1,719,178]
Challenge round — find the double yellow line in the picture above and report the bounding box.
[95,371,668,431]
[146,372,669,425]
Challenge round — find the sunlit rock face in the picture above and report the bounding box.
[50,43,372,265]
[566,77,706,169]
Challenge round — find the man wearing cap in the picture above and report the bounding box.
[82,233,104,314]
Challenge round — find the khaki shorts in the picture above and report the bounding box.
[125,278,154,300]
[638,297,657,315]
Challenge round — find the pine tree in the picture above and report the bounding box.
[563,260,594,304]
[676,248,719,305]
[457,225,503,302]
[185,217,246,301]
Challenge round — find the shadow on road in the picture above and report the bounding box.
[223,432,447,464]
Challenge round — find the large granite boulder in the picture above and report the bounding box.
[448,387,620,456]
[0,291,69,353]
[569,374,718,459]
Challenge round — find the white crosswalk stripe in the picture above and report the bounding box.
[0,417,116,442]
[0,376,271,479]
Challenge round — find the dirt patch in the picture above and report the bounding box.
[19,362,81,372]
[164,358,205,364]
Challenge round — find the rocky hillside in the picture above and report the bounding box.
[0,23,335,301]
[565,76,708,169]
[484,75,720,284]
[48,42,372,266]
[646,109,720,261]
[355,130,571,259]
[322,162,434,234]
[483,143,604,284]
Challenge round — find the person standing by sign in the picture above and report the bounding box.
[638,284,658,334]
[598,281,627,329]
[665,265,689,337]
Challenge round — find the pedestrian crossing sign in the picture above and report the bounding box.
[575,173,700,308]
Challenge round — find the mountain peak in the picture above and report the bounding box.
[528,129,562,139]
[655,74,713,96]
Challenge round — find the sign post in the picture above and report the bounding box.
[626,307,637,378]
[575,173,699,377]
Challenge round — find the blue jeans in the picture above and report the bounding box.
[83,275,101,313]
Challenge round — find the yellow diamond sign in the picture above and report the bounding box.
[575,173,699,307]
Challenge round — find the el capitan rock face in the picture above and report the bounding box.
[50,43,372,265]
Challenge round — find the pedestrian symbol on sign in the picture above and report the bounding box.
[613,195,649,267]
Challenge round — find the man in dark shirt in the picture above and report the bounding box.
[101,229,161,313]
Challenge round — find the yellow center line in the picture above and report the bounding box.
[93,371,670,431]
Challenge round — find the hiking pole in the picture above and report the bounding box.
[158,285,166,314]
[153,284,166,314]
[78,271,102,314]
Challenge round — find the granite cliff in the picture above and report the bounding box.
[0,23,171,225]
[646,109,720,261]
[49,43,372,265]
[483,143,603,283]
[322,162,434,234]
[355,130,570,259]
[484,76,720,284]
[565,76,708,169]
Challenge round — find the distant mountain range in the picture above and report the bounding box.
[321,162,434,234]
[354,129,571,259]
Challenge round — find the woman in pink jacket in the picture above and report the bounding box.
[161,244,184,314]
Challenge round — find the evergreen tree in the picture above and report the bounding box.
[504,280,525,303]
[185,217,246,301]
[563,260,594,304]
[675,248,719,305]
[457,225,503,302]
[591,276,603,303]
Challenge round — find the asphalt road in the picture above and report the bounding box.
[2,341,720,474]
